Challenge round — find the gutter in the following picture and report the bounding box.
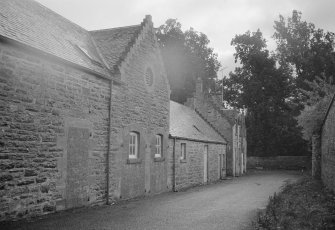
[106,80,113,204]
[169,134,226,145]
[172,137,176,192]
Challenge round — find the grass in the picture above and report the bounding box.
[253,175,335,230]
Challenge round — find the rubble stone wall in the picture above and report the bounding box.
[321,99,335,192]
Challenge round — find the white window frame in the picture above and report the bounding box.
[181,143,186,160]
[129,132,139,159]
[155,134,163,158]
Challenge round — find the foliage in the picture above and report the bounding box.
[297,76,335,140]
[156,19,221,103]
[223,30,307,156]
[273,10,335,93]
[254,176,335,230]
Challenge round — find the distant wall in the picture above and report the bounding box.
[247,156,311,170]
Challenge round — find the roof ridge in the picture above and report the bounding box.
[90,24,141,33]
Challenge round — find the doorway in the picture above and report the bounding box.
[219,154,226,179]
[204,145,208,183]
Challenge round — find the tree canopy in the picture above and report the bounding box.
[223,29,306,156]
[156,19,221,103]
[157,11,335,157]
[273,10,335,92]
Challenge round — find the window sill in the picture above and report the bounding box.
[180,159,187,163]
[154,157,165,162]
[127,158,142,164]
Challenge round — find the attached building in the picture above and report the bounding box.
[168,101,227,191]
[185,78,247,177]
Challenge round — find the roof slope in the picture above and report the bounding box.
[90,25,141,70]
[170,101,226,144]
[0,0,109,76]
[220,109,238,125]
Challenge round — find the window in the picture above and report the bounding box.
[145,68,154,87]
[129,132,139,159]
[181,143,186,160]
[155,135,163,158]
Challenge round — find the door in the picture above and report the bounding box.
[204,145,208,183]
[220,154,226,179]
[241,153,244,175]
[66,127,89,208]
[145,142,151,194]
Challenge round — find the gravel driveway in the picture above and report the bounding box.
[2,170,302,230]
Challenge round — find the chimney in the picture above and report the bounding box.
[145,15,152,24]
[196,77,203,95]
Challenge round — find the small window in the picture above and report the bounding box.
[145,68,154,87]
[181,143,186,160]
[129,132,139,159]
[155,135,163,158]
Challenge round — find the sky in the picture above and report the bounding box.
[35,0,335,78]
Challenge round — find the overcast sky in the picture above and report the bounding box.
[35,0,335,78]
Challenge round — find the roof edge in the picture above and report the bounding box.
[194,108,228,144]
[0,35,122,85]
[169,134,227,145]
[90,24,141,33]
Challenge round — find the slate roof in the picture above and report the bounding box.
[170,101,226,144]
[0,0,149,79]
[0,0,111,76]
[90,25,142,70]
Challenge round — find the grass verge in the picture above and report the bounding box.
[253,176,335,230]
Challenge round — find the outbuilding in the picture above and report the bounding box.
[168,101,227,191]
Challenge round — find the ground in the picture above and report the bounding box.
[1,170,302,230]
[254,175,335,229]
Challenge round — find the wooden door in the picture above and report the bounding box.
[220,154,226,179]
[204,145,208,183]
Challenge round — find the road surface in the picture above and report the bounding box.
[2,170,302,230]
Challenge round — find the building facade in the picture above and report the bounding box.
[168,101,227,191]
[184,79,247,177]
[0,0,243,222]
[0,0,169,221]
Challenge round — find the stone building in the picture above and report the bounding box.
[168,101,227,191]
[184,78,247,176]
[312,93,335,192]
[0,0,169,221]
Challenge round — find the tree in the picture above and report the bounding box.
[156,19,221,103]
[156,19,191,102]
[224,30,307,156]
[184,28,221,92]
[297,76,335,140]
[273,10,335,93]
